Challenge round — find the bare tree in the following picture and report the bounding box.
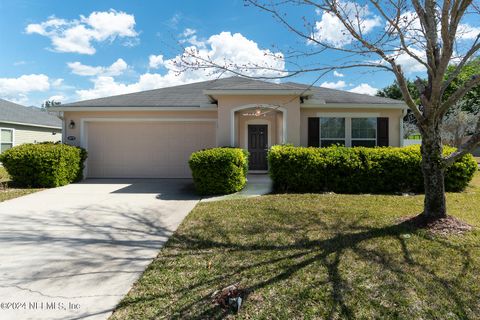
[442,102,478,146]
[174,0,480,221]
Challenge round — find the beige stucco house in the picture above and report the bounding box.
[0,99,62,155]
[50,77,407,178]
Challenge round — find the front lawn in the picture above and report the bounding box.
[112,172,480,319]
[0,167,41,202]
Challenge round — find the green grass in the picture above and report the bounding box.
[0,167,41,202]
[111,172,480,319]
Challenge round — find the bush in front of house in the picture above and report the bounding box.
[189,147,249,195]
[268,145,477,193]
[0,143,88,188]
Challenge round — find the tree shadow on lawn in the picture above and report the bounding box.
[114,212,477,320]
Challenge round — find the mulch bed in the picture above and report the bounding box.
[399,214,473,236]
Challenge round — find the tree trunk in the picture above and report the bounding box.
[421,124,447,219]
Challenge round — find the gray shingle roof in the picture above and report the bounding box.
[0,99,62,128]
[61,76,404,108]
[284,82,403,104]
[62,77,250,107]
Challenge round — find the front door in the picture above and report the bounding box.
[248,124,268,170]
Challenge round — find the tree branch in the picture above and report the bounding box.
[303,0,424,121]
[369,0,432,74]
[441,34,480,93]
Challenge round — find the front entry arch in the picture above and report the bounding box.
[230,104,287,147]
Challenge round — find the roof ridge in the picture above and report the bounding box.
[0,98,27,108]
[0,98,62,127]
[209,79,304,90]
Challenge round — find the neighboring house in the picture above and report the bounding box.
[50,76,407,178]
[0,99,62,155]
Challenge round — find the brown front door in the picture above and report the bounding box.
[248,124,268,170]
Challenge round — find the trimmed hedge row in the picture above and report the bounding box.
[0,143,87,188]
[189,147,249,195]
[268,145,477,193]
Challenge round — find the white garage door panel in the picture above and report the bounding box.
[86,121,216,178]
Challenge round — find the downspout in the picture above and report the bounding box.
[61,112,66,144]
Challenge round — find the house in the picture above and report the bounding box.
[50,76,407,178]
[0,99,62,154]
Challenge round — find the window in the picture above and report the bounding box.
[1,129,13,153]
[310,116,386,148]
[320,117,345,147]
[351,118,377,147]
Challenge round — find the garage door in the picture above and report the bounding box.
[85,121,216,178]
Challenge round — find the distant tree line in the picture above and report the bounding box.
[377,58,480,145]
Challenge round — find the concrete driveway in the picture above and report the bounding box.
[0,179,199,320]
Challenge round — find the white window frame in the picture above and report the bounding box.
[350,117,377,147]
[0,128,15,154]
[317,113,381,147]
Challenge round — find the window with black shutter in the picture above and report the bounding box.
[376,117,389,146]
[308,117,319,147]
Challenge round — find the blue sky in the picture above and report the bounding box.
[1,0,477,107]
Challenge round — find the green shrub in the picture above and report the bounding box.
[268,145,477,194]
[0,143,88,188]
[189,148,249,195]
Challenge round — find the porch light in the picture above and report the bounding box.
[242,107,265,117]
[69,120,75,129]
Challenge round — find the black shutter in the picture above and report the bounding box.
[308,117,320,147]
[377,117,389,146]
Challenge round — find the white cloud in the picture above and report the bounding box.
[76,74,163,100]
[179,28,206,48]
[321,80,347,89]
[456,23,480,40]
[187,31,286,78]
[167,13,181,28]
[8,95,30,105]
[67,58,128,76]
[182,28,196,37]
[76,31,287,100]
[148,54,164,69]
[375,47,427,74]
[25,9,138,54]
[51,78,64,87]
[333,70,344,77]
[48,95,65,102]
[391,49,427,73]
[0,74,50,96]
[310,1,381,47]
[349,83,378,95]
